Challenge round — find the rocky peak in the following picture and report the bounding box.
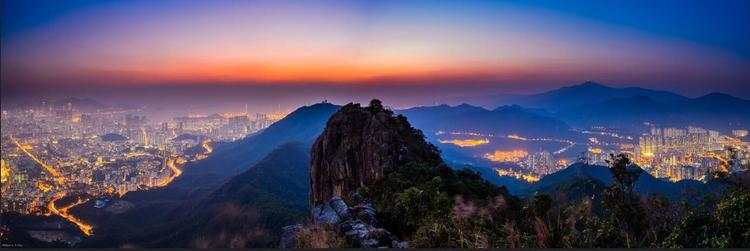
[309,99,442,213]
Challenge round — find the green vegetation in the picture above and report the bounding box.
[358,154,750,248]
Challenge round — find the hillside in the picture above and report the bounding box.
[81,142,312,248]
[295,99,520,248]
[123,102,340,202]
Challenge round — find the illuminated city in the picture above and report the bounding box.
[432,126,749,183]
[0,101,287,237]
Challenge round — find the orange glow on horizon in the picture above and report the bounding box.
[39,58,545,87]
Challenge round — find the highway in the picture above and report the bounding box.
[10,136,64,184]
[157,158,183,187]
[202,140,213,154]
[47,194,93,236]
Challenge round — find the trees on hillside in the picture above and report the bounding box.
[353,153,750,248]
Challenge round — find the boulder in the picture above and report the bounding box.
[312,202,341,225]
[329,197,351,220]
[279,224,302,248]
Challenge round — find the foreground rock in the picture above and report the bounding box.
[309,99,442,211]
[282,194,407,248]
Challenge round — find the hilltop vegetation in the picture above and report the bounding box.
[297,99,750,248]
[356,153,750,248]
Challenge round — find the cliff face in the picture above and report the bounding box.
[309,100,442,211]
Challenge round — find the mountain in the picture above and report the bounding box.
[123,102,340,201]
[81,142,312,248]
[439,81,687,111]
[295,99,518,248]
[158,142,312,247]
[309,100,444,209]
[437,93,527,109]
[561,93,750,132]
[188,102,340,177]
[526,163,722,202]
[397,103,486,126]
[99,133,127,142]
[517,81,686,110]
[399,103,574,139]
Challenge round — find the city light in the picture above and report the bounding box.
[437,138,489,147]
[47,194,93,236]
[10,136,64,184]
[484,150,529,162]
[494,168,540,182]
[1,103,270,235]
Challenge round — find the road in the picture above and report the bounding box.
[10,136,64,184]
[47,194,93,236]
[157,158,183,187]
[201,140,213,154]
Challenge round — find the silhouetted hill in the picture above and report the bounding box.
[158,142,311,247]
[171,133,201,142]
[123,102,340,201]
[518,81,686,110]
[399,103,486,125]
[81,143,311,248]
[561,93,750,132]
[99,133,127,142]
[400,103,573,139]
[437,81,686,110]
[189,102,340,178]
[678,92,750,111]
[437,93,526,108]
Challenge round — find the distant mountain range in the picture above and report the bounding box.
[154,142,311,247]
[399,103,574,139]
[440,81,688,110]
[560,92,750,132]
[513,81,687,110]
[435,81,749,133]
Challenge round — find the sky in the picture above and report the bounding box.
[2,0,749,110]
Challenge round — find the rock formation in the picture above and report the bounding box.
[309,99,442,211]
[281,192,408,248]
[280,99,443,248]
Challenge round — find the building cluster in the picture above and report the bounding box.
[635,126,749,181]
[0,101,286,215]
[484,149,568,179]
[462,125,748,183]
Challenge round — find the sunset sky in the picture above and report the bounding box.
[2,0,749,107]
